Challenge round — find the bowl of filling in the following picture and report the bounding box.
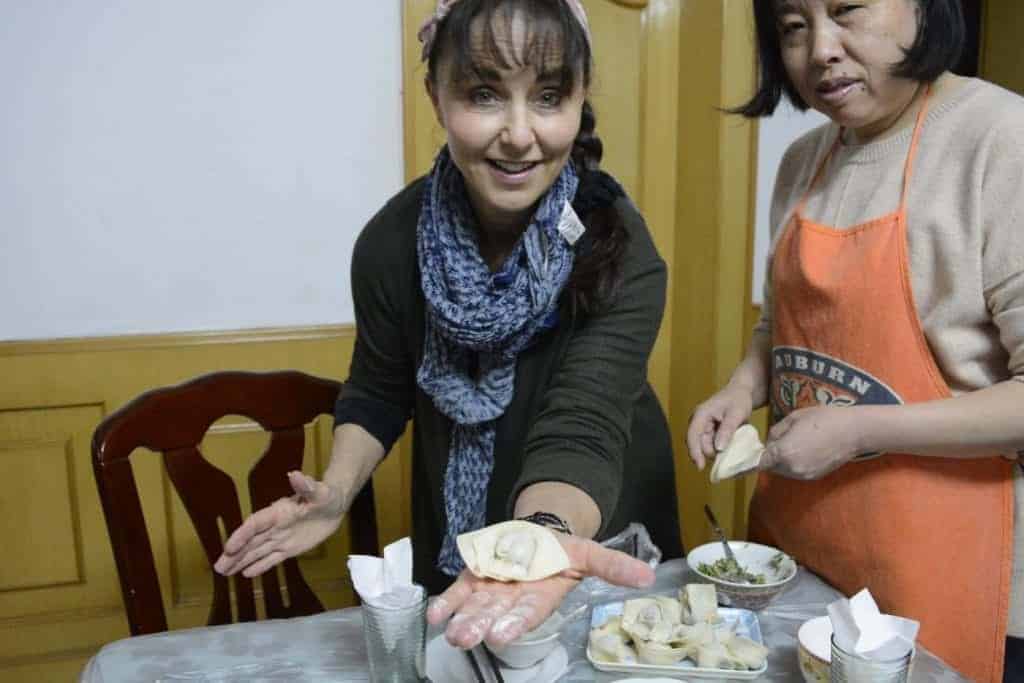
[686,541,797,610]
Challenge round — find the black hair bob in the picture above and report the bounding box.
[735,0,966,117]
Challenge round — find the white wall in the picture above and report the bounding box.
[752,100,827,305]
[0,1,404,341]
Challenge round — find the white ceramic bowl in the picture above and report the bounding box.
[797,615,832,683]
[686,541,797,610]
[487,613,563,669]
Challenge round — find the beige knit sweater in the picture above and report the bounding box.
[755,76,1024,637]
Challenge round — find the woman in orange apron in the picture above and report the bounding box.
[687,2,1024,681]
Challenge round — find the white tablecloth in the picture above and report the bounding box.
[80,559,969,682]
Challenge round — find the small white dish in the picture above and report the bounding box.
[797,615,832,683]
[425,634,568,683]
[488,627,561,668]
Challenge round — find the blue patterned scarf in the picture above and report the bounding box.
[416,148,579,575]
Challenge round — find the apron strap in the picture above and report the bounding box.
[795,83,935,218]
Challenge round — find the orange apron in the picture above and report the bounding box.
[749,87,1015,683]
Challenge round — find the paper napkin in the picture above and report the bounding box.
[347,537,424,608]
[827,588,919,660]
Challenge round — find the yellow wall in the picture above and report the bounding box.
[982,0,1024,95]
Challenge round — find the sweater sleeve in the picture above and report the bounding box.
[334,185,420,451]
[980,106,1024,381]
[510,197,665,533]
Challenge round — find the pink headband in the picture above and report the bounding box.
[418,0,592,62]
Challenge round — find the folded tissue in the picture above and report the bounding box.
[347,537,425,608]
[827,588,919,661]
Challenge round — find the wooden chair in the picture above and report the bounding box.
[91,370,379,635]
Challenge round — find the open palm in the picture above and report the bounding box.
[213,471,344,578]
[426,532,655,649]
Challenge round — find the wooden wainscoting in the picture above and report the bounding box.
[0,328,409,682]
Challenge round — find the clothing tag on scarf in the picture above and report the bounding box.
[557,201,585,246]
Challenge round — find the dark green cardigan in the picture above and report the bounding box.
[337,174,683,594]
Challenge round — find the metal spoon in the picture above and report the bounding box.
[703,504,743,580]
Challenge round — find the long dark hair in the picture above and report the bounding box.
[425,0,627,314]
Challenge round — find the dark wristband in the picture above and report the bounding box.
[516,511,573,536]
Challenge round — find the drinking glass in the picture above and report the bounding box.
[830,633,913,683]
[362,589,429,682]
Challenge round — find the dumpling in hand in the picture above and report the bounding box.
[456,520,569,581]
[621,596,683,643]
[710,424,765,483]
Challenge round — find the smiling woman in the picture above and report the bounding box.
[214,0,682,661]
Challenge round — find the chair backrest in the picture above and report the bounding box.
[92,370,379,635]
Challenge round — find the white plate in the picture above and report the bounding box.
[425,634,569,683]
[586,601,769,680]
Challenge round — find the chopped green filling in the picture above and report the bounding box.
[698,557,766,584]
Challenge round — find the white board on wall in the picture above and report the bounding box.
[0,1,404,341]
[752,100,828,305]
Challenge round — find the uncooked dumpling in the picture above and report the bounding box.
[721,630,769,669]
[588,616,637,663]
[635,638,689,665]
[456,520,569,581]
[621,596,683,643]
[710,424,765,483]
[695,637,746,670]
[679,584,721,624]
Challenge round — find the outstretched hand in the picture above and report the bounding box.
[213,471,345,578]
[426,533,655,650]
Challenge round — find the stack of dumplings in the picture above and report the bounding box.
[588,584,769,671]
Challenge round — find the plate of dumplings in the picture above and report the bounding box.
[586,583,769,679]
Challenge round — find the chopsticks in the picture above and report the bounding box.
[464,646,506,683]
[482,646,506,683]
[464,648,487,683]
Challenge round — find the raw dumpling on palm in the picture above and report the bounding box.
[456,520,569,581]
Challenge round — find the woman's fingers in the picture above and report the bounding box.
[486,592,544,646]
[287,470,319,499]
[215,497,300,574]
[223,533,283,577]
[444,590,515,649]
[699,428,715,465]
[713,408,748,452]
[241,549,287,578]
[571,536,655,589]
[426,575,475,625]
